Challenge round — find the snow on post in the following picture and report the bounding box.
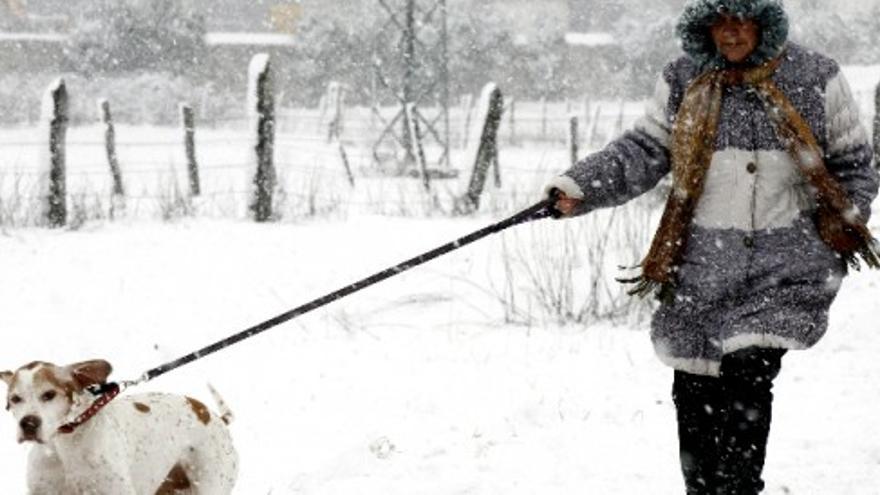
[456,82,503,213]
[40,78,68,228]
[180,104,200,197]
[246,53,276,222]
[404,102,430,192]
[98,99,125,197]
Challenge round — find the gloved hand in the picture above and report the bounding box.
[547,187,583,218]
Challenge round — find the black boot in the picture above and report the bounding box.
[673,370,724,494]
[715,347,784,495]
[672,347,785,495]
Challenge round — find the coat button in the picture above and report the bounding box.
[743,236,755,248]
[746,162,757,174]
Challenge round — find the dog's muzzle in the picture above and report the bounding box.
[19,415,41,442]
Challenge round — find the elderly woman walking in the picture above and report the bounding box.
[545,0,878,493]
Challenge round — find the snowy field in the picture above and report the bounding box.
[0,69,878,493]
[0,211,878,494]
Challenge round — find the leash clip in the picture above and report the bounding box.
[86,381,121,397]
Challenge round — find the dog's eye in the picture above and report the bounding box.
[40,390,57,402]
[9,395,22,405]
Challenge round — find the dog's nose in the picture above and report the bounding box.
[19,415,41,434]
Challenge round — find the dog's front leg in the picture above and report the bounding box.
[63,447,138,495]
[26,446,68,494]
[67,466,138,495]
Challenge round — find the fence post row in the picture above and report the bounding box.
[248,53,276,222]
[458,82,503,213]
[99,99,125,197]
[44,78,68,228]
[180,104,200,197]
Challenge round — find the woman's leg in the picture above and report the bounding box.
[673,369,725,494]
[715,347,786,495]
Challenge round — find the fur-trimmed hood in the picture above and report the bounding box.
[676,0,789,70]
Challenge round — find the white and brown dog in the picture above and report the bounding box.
[1,359,237,494]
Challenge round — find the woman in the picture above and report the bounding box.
[544,1,878,493]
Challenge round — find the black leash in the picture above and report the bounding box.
[110,199,557,390]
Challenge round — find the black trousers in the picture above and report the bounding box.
[672,347,786,495]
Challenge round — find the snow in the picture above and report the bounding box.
[204,32,297,47]
[563,32,617,47]
[0,32,67,43]
[0,210,877,493]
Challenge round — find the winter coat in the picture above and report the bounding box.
[546,0,879,376]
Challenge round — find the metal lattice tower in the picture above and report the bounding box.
[371,0,450,172]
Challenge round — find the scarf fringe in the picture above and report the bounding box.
[846,237,880,271]
[616,274,676,304]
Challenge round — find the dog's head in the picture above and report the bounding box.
[0,360,112,444]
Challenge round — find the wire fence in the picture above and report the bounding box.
[2,76,878,229]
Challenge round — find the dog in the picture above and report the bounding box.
[1,359,237,494]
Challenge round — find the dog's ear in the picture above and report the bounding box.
[66,360,112,390]
[0,370,11,387]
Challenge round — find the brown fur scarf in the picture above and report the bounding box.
[623,56,880,299]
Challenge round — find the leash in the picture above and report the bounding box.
[81,199,558,407]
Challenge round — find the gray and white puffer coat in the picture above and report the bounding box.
[547,4,879,376]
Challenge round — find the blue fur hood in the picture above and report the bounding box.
[676,0,789,70]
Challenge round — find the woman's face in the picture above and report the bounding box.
[710,15,760,64]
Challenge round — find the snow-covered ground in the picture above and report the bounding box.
[0,211,878,494]
[0,75,878,492]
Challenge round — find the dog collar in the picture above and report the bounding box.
[57,382,121,434]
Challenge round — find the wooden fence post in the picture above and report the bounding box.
[180,104,200,196]
[325,81,343,143]
[99,99,124,197]
[457,83,503,213]
[338,141,355,187]
[247,53,276,222]
[405,102,431,192]
[43,78,68,227]
[568,115,579,167]
[508,98,517,146]
[874,81,879,164]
